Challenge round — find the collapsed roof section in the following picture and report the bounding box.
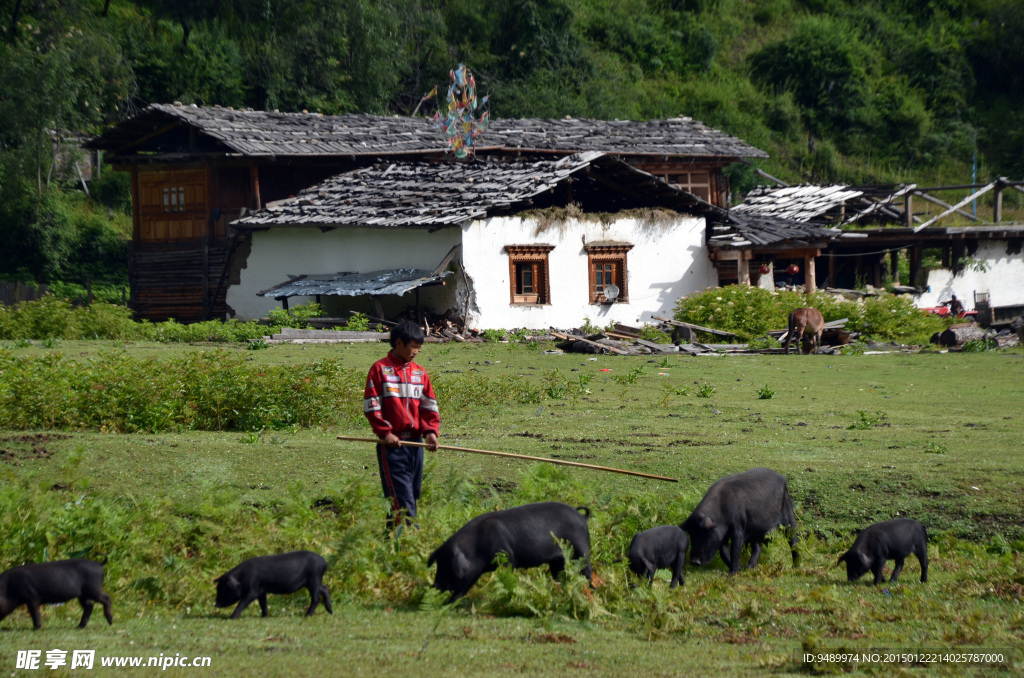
[86,103,768,161]
[231,151,720,230]
[731,185,865,224]
[710,214,841,248]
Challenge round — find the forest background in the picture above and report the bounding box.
[1,0,1023,288]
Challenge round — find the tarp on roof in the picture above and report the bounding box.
[258,268,452,299]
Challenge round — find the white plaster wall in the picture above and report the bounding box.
[227,227,462,320]
[460,215,716,329]
[915,241,1024,310]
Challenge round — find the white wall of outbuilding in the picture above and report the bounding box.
[227,213,717,328]
[914,240,1024,310]
[459,214,715,329]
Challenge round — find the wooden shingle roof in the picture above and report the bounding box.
[87,103,768,160]
[710,213,841,248]
[232,152,716,229]
[731,185,865,223]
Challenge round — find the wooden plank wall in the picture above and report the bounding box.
[128,240,229,322]
[137,168,209,242]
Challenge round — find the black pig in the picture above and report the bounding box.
[214,550,332,619]
[682,467,799,573]
[838,518,928,585]
[0,559,113,630]
[427,502,593,604]
[627,525,688,587]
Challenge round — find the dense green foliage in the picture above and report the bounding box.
[2,0,1022,285]
[0,345,542,432]
[673,284,952,343]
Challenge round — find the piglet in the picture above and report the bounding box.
[838,518,928,585]
[627,525,689,587]
[214,550,332,619]
[0,558,113,630]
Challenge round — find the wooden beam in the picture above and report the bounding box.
[250,164,262,210]
[130,164,141,241]
[994,179,1005,223]
[550,331,629,355]
[652,316,737,338]
[804,252,817,293]
[915,184,996,230]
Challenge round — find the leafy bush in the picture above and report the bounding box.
[672,285,946,344]
[266,302,323,328]
[346,312,371,331]
[48,281,128,305]
[0,349,548,433]
[0,296,317,343]
[0,349,366,432]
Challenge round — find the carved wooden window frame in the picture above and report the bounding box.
[161,186,186,213]
[505,244,554,305]
[585,243,633,304]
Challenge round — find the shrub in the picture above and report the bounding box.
[0,349,366,432]
[672,285,946,344]
[0,296,314,343]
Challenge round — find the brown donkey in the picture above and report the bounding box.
[785,307,824,354]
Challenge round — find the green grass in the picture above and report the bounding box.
[1,341,1023,675]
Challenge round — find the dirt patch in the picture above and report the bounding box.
[721,630,761,644]
[0,433,69,465]
[510,431,545,439]
[669,439,735,447]
[312,497,340,515]
[530,632,576,644]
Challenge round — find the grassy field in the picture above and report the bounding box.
[1,339,1022,676]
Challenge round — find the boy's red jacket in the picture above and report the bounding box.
[363,351,440,439]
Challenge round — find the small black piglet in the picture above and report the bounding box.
[0,558,113,630]
[838,518,928,585]
[627,525,689,588]
[214,550,332,619]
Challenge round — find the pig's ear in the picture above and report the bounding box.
[641,557,656,574]
[857,551,872,568]
[699,514,715,530]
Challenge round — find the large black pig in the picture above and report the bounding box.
[428,502,593,604]
[682,467,799,573]
[838,518,928,585]
[0,559,113,630]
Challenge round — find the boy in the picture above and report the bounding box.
[363,321,439,530]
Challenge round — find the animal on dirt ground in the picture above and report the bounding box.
[786,307,824,355]
[682,468,799,573]
[837,518,928,585]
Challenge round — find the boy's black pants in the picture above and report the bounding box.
[376,439,423,528]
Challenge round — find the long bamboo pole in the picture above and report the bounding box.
[336,435,678,483]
